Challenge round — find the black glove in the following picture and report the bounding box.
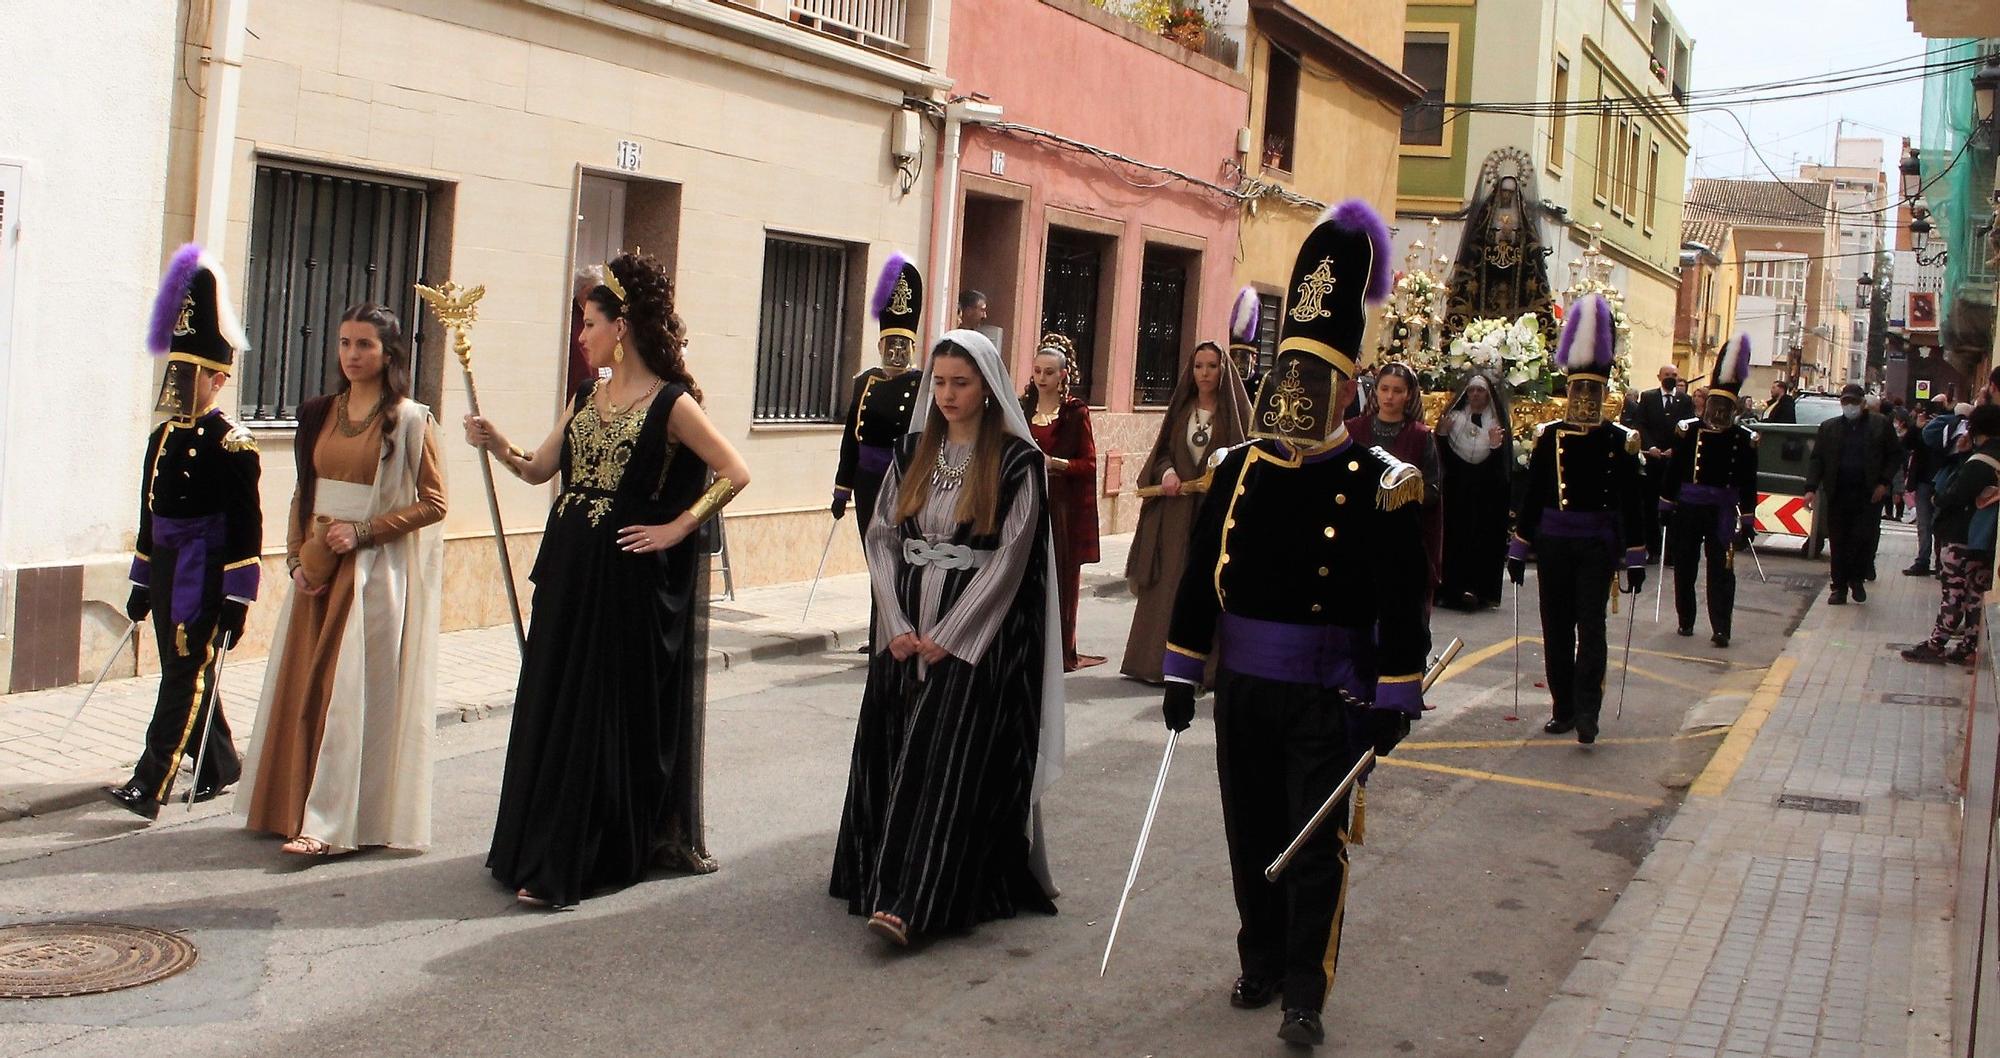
[1625,566,1647,594]
[830,493,848,519]
[1365,708,1412,757]
[1162,681,1196,732]
[1507,558,1526,586]
[217,600,248,648]
[125,586,151,624]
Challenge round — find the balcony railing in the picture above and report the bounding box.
[789,0,910,53]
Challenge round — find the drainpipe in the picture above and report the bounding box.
[192,0,249,252]
[930,99,1004,340]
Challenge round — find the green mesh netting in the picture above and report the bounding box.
[1920,38,1997,345]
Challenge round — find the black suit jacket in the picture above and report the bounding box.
[1804,411,1899,507]
[1621,386,1695,454]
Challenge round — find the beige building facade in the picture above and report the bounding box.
[4,0,956,686]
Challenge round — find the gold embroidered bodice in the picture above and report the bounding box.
[556,398,651,526]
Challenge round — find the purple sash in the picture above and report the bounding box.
[1677,483,1741,541]
[151,513,227,624]
[1217,613,1371,695]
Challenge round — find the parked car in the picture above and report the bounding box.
[1745,394,1843,557]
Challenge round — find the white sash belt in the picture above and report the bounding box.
[903,538,990,570]
[313,479,374,521]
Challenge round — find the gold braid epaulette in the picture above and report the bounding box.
[1373,448,1424,511]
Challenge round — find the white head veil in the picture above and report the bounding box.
[906,328,1067,807]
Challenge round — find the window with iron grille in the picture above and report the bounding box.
[1134,249,1190,405]
[1257,293,1281,375]
[241,163,430,422]
[753,234,849,422]
[1041,228,1109,404]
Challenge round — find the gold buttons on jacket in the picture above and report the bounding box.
[1335,494,1347,505]
[1323,526,1337,539]
[1318,566,1329,576]
[1348,461,1360,471]
[1311,603,1323,613]
[1221,554,1230,564]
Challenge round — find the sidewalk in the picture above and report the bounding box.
[0,534,1132,821]
[1514,526,1964,1058]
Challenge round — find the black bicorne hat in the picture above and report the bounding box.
[1275,199,1392,378]
[149,243,247,373]
[871,252,923,345]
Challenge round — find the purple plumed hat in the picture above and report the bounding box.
[870,251,922,343]
[1710,333,1752,400]
[147,243,245,369]
[1554,293,1617,380]
[1228,285,1261,352]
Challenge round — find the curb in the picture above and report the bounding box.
[0,619,877,825]
[1507,580,1826,1058]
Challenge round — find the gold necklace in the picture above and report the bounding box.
[599,377,662,419]
[1031,398,1060,427]
[334,391,388,437]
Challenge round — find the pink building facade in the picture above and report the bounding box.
[936,0,1250,531]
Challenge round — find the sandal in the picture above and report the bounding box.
[866,912,909,947]
[281,836,344,856]
[515,888,574,910]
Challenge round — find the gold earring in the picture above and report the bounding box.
[614,341,626,364]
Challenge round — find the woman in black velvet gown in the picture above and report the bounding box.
[463,251,750,908]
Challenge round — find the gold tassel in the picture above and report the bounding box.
[1608,576,1620,614]
[1350,785,1367,845]
[1377,472,1424,511]
[175,623,189,657]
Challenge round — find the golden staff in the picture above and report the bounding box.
[416,281,526,652]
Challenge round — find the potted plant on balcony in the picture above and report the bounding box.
[1162,0,1207,50]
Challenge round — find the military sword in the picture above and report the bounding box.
[1264,638,1463,883]
[1747,539,1768,583]
[800,518,840,626]
[183,642,232,810]
[1616,578,1641,720]
[1099,730,1179,977]
[0,620,140,749]
[1511,580,1522,718]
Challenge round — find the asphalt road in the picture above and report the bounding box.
[0,548,1821,1057]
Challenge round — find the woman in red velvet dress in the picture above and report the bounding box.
[1021,334,1101,671]
[1346,361,1443,597]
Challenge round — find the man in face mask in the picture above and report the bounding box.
[1804,383,1900,604]
[1621,364,1695,562]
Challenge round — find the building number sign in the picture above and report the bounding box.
[616,140,643,173]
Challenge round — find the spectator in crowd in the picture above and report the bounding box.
[1906,401,1944,576]
[956,289,988,332]
[1622,364,1696,561]
[1765,379,1797,424]
[1902,404,2000,667]
[1804,383,1900,605]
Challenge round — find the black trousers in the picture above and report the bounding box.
[1671,504,1736,637]
[1640,463,1669,560]
[852,467,889,537]
[130,610,240,803]
[1535,535,1615,727]
[1824,492,1880,589]
[1213,669,1359,1013]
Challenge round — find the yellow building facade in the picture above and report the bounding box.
[1234,0,1419,352]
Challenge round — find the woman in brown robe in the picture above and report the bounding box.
[1119,341,1248,683]
[239,304,446,855]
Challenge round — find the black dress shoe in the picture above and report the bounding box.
[1904,564,1934,577]
[1828,588,1848,606]
[1676,625,1694,637]
[1711,632,1730,648]
[1230,975,1280,1009]
[1543,718,1575,735]
[100,782,160,821]
[189,781,231,805]
[1851,581,1867,603]
[1576,717,1599,744]
[1277,1008,1325,1047]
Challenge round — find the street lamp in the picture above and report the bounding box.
[1856,272,1873,306]
[1972,55,1999,134]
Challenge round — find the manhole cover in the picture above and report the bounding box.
[0,923,197,999]
[1775,793,1863,815]
[1882,692,1962,708]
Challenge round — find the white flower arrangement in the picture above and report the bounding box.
[1380,270,1451,389]
[1447,312,1553,400]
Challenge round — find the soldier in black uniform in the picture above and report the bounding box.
[833,254,924,532]
[1507,293,1646,745]
[1159,200,1430,1049]
[103,245,262,820]
[1661,335,1760,648]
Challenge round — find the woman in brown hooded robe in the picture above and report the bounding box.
[1119,340,1249,683]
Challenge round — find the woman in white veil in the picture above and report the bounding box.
[829,328,1065,947]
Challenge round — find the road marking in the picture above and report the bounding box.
[1687,654,1798,798]
[1377,757,1659,805]
[1426,636,1519,685]
[1617,663,1710,695]
[1398,728,1731,751]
